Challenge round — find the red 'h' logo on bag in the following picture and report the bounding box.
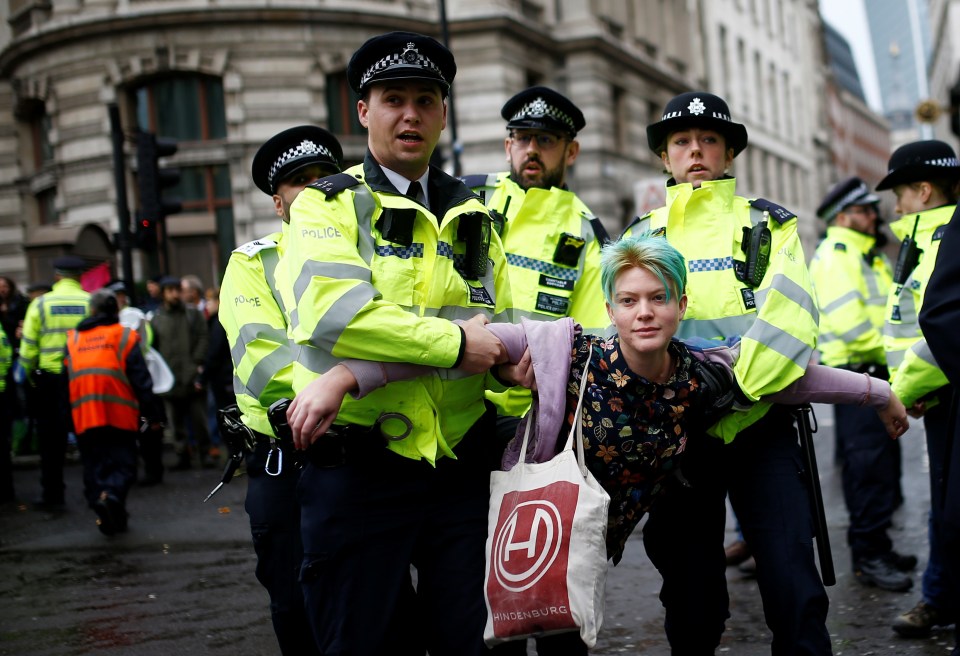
[488,481,580,637]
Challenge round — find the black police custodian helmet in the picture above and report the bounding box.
[52,255,86,275]
[347,31,456,97]
[875,140,960,191]
[501,86,586,139]
[646,91,748,157]
[816,176,880,222]
[252,126,343,196]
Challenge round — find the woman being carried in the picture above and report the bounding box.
[287,232,907,566]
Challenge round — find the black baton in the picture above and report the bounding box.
[793,404,835,586]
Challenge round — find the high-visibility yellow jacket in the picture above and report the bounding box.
[622,177,818,442]
[810,226,892,368]
[884,204,955,407]
[465,172,609,331]
[219,227,293,438]
[0,328,10,393]
[20,278,90,374]
[466,172,610,417]
[64,322,141,434]
[278,155,513,464]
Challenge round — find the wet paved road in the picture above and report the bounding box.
[0,403,955,655]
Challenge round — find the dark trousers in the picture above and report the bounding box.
[299,411,495,656]
[245,438,320,656]
[643,407,831,656]
[137,425,165,481]
[0,383,15,501]
[835,402,900,561]
[922,398,958,616]
[164,393,210,458]
[34,370,70,504]
[76,427,138,508]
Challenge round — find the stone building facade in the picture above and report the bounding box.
[0,0,833,289]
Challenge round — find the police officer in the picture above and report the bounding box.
[218,125,343,655]
[811,177,914,591]
[20,255,91,508]
[918,188,960,656]
[278,32,511,655]
[622,92,829,654]
[0,324,13,503]
[463,87,609,452]
[877,140,960,639]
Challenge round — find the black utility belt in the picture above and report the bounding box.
[304,423,386,469]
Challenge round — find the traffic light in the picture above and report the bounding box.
[135,131,182,250]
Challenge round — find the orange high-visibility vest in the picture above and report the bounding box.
[65,323,141,434]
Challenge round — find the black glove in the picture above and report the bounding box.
[690,356,737,428]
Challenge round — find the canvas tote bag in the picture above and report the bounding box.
[483,353,611,646]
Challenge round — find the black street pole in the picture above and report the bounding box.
[438,0,462,177]
[108,103,137,306]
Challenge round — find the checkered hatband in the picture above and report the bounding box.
[360,42,444,89]
[511,97,576,134]
[268,140,335,188]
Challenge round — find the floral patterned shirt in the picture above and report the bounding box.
[566,328,703,563]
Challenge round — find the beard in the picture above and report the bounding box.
[511,156,566,191]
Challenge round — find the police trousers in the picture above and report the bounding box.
[245,437,320,656]
[921,397,958,617]
[835,402,901,561]
[643,407,831,655]
[298,409,495,656]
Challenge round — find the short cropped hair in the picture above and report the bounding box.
[89,289,119,318]
[600,231,687,304]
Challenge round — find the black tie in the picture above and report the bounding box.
[406,181,422,204]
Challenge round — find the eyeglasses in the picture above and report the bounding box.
[509,132,566,150]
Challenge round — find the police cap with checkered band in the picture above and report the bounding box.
[252,125,343,196]
[501,86,585,139]
[646,91,748,157]
[875,139,960,191]
[347,31,456,97]
[816,177,880,222]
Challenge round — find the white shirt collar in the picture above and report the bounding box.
[381,166,430,209]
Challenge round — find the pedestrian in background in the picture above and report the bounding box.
[64,290,164,535]
[181,275,205,315]
[811,176,914,592]
[622,91,829,654]
[878,140,960,639]
[150,275,212,470]
[0,325,14,503]
[200,286,230,463]
[20,256,90,508]
[219,124,344,655]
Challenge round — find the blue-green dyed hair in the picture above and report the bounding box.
[600,231,687,304]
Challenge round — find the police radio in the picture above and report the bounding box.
[456,212,491,279]
[893,216,922,285]
[735,220,771,288]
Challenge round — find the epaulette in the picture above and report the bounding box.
[460,174,491,189]
[833,242,847,252]
[309,172,363,200]
[233,238,278,258]
[749,198,796,224]
[621,212,653,237]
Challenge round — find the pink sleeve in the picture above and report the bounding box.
[766,364,890,409]
[340,321,528,399]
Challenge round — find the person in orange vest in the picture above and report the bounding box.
[64,289,165,535]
